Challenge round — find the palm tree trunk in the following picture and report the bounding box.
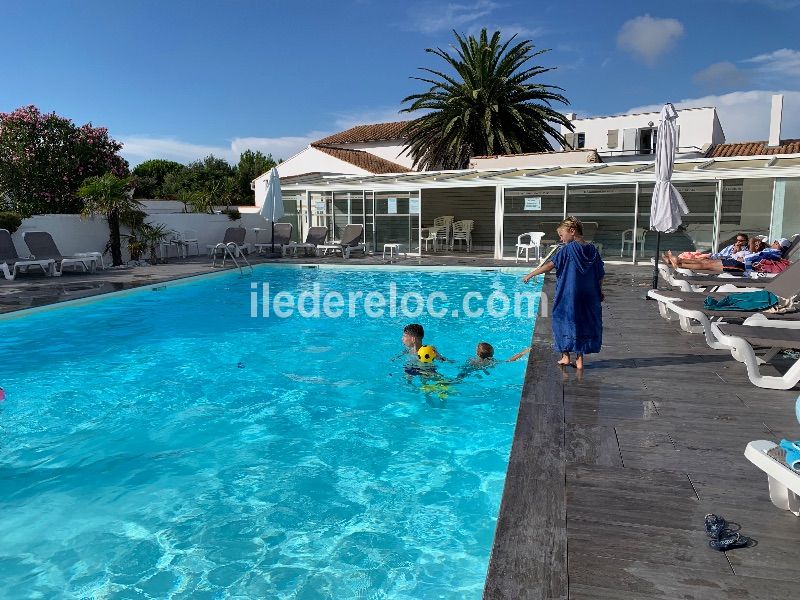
[109,211,123,266]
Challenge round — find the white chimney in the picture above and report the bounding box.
[565,112,576,121]
[768,94,783,147]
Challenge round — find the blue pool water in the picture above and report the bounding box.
[0,266,539,599]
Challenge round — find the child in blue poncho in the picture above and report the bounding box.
[522,217,605,369]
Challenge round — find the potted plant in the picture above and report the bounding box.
[126,233,147,263]
[138,223,171,264]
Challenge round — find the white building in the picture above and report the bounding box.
[251,122,415,204]
[560,106,726,161]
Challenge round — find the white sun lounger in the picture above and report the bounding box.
[22,231,96,275]
[710,315,800,389]
[254,223,294,255]
[649,259,800,347]
[283,226,327,257]
[317,224,367,259]
[208,227,248,257]
[0,229,54,280]
[745,440,800,515]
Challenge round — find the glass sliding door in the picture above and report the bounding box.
[637,182,718,259]
[280,193,303,243]
[502,187,565,259]
[374,191,420,256]
[718,178,773,248]
[770,178,800,241]
[566,184,637,260]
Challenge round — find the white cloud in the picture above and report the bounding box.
[331,107,409,130]
[119,137,235,166]
[743,48,800,79]
[692,48,800,92]
[617,15,684,66]
[405,0,499,34]
[230,133,327,161]
[625,90,800,142]
[119,132,325,167]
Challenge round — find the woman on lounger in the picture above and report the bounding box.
[664,238,774,273]
[522,217,604,370]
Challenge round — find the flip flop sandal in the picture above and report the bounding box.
[704,514,727,539]
[708,532,753,551]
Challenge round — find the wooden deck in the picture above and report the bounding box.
[485,265,800,600]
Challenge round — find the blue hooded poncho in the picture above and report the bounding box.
[550,241,605,354]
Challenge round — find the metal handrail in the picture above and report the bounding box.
[212,242,252,276]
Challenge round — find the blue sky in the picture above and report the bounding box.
[2,0,799,166]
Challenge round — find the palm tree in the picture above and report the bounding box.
[78,173,141,266]
[401,29,574,170]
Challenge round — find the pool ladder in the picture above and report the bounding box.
[212,242,253,276]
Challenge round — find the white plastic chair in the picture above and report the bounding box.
[515,231,545,263]
[620,227,646,256]
[182,230,199,257]
[433,216,454,247]
[451,220,473,252]
[421,226,443,252]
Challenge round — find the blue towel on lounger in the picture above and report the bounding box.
[779,440,800,471]
[703,290,779,311]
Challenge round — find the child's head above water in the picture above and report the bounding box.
[476,342,494,359]
[402,323,425,348]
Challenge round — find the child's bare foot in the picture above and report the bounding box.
[557,353,571,366]
[575,354,584,370]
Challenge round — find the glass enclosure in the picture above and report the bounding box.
[302,190,420,254]
[718,179,773,249]
[502,187,565,258]
[637,182,718,259]
[566,185,637,259]
[281,193,303,243]
[291,174,786,261]
[770,178,800,241]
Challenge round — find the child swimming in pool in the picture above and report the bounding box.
[456,342,531,381]
[398,323,448,373]
[468,342,530,365]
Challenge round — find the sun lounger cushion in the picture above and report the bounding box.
[703,290,779,311]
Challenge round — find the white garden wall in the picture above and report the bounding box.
[11,210,272,262]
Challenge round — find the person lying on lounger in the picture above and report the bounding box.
[663,238,772,273]
[677,233,749,260]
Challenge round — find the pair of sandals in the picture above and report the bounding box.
[704,514,753,551]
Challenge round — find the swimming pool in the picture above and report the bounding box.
[0,266,539,599]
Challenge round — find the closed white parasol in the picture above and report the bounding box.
[259,167,285,254]
[649,103,689,288]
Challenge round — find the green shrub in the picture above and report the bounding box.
[0,211,23,233]
[223,207,241,221]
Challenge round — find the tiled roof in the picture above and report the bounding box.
[312,144,409,174]
[313,121,411,145]
[707,139,800,158]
